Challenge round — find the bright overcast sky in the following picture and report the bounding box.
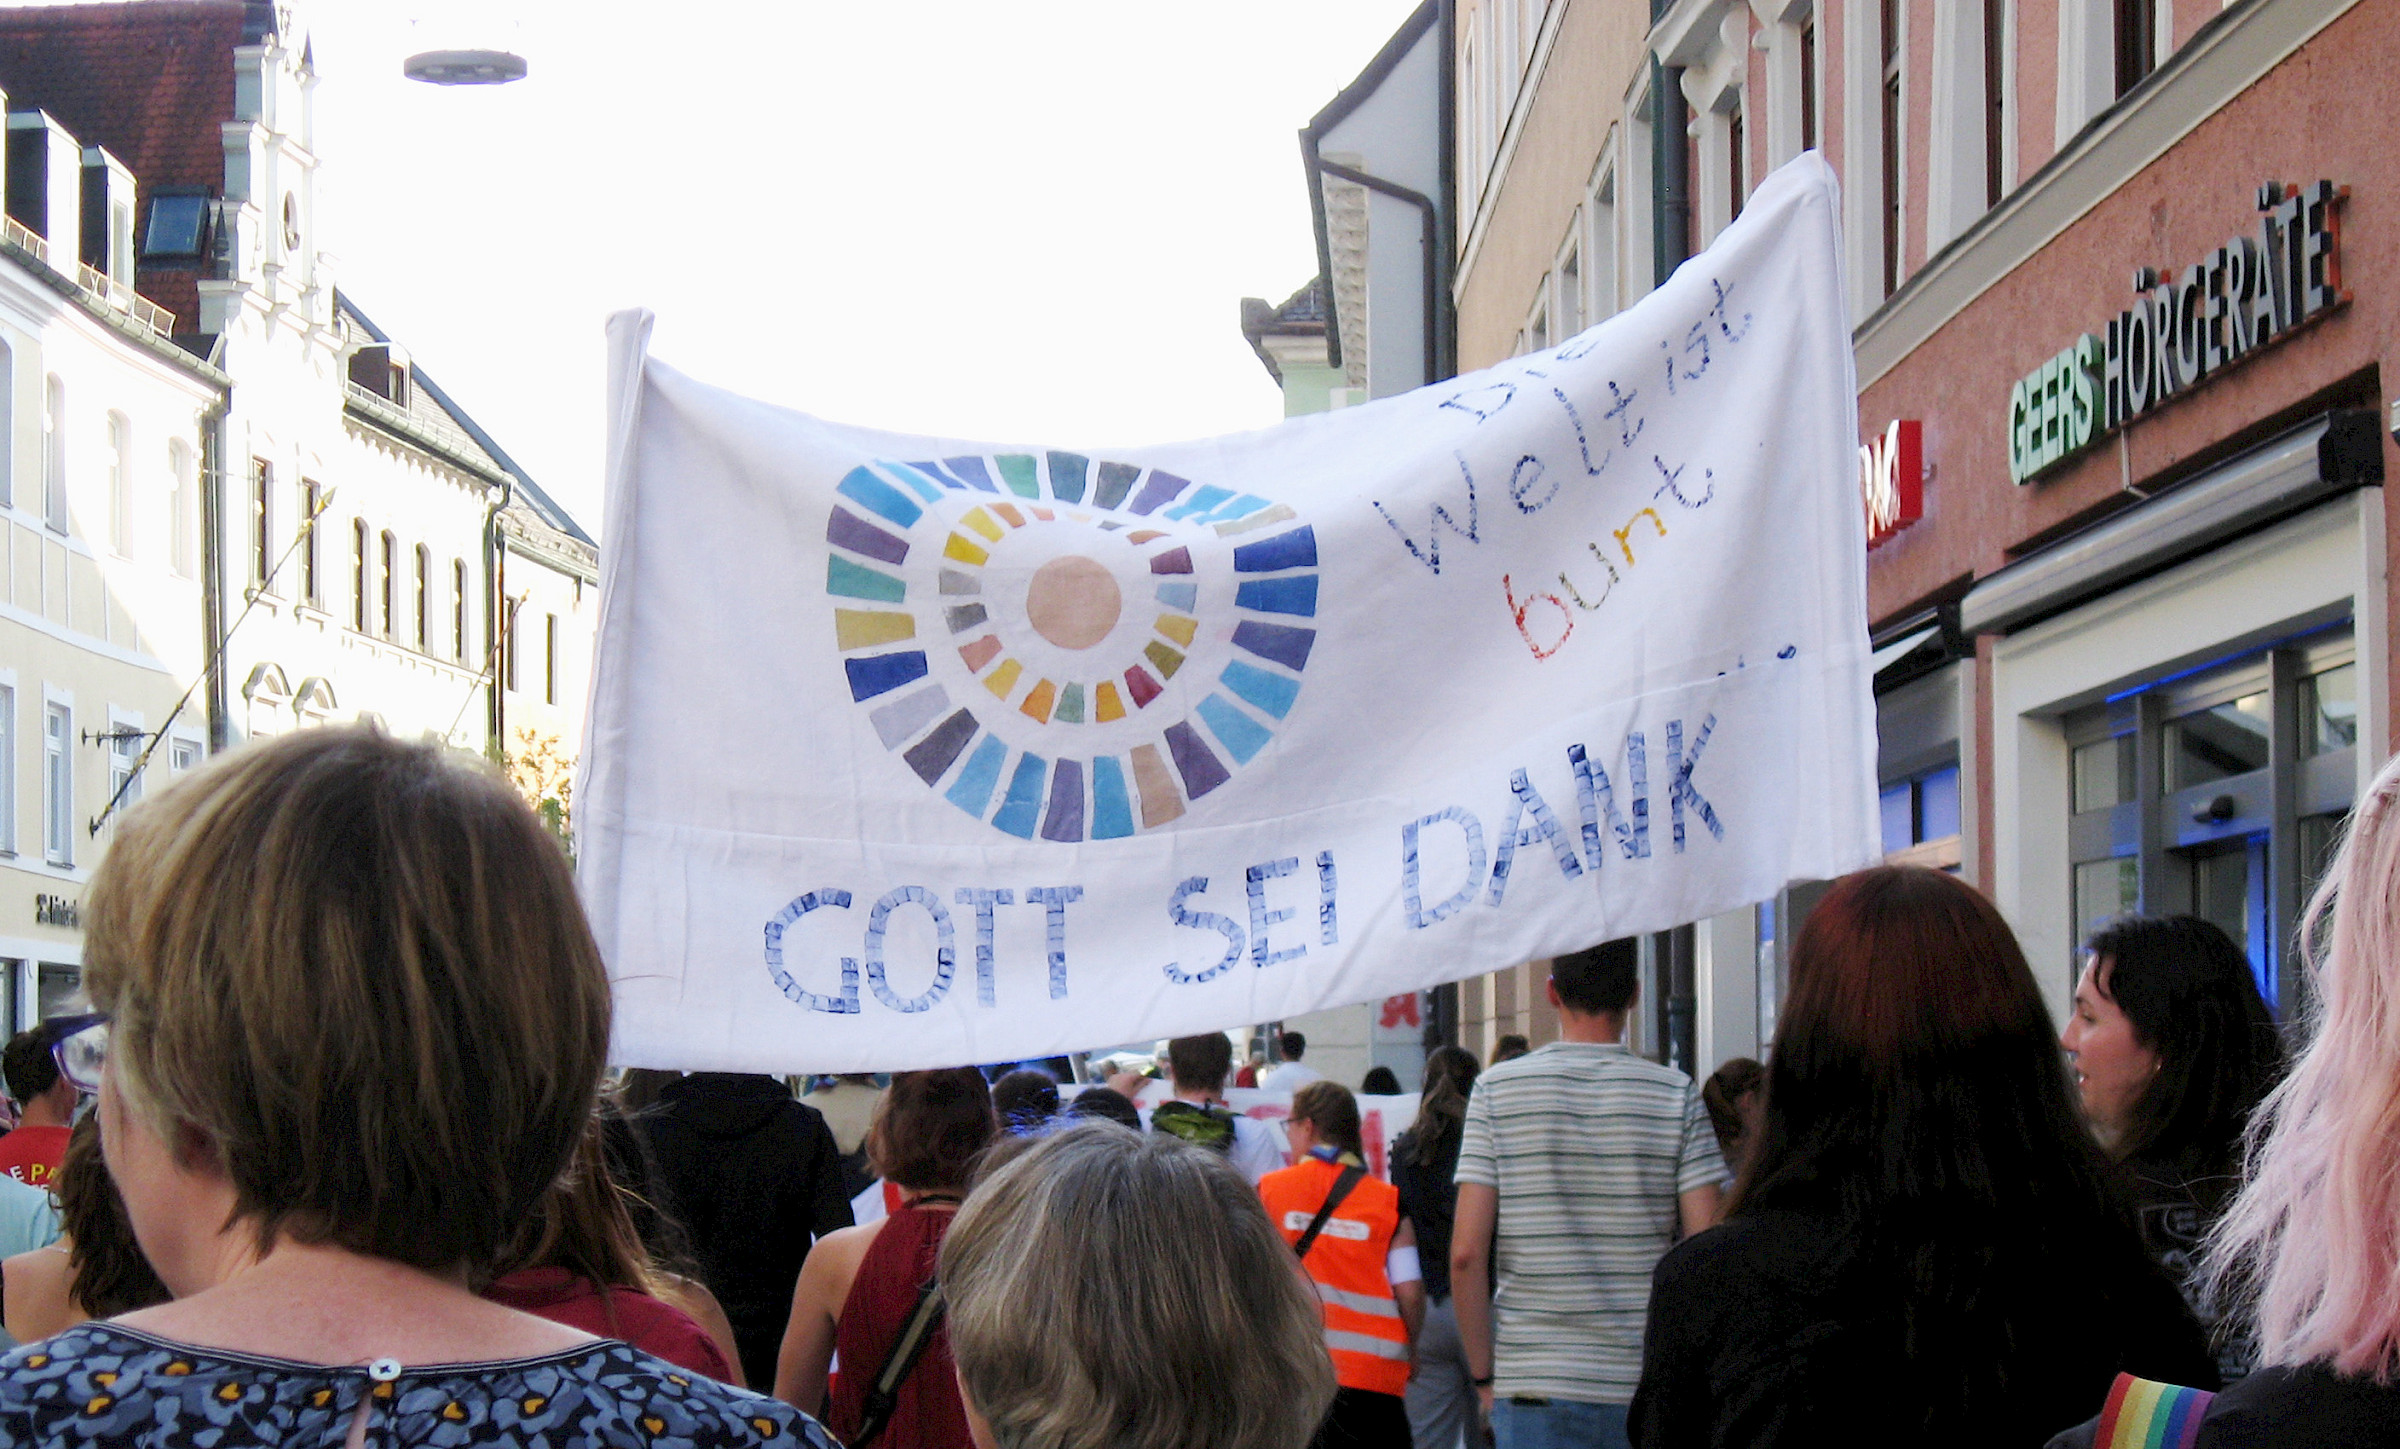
[295,2,1425,534]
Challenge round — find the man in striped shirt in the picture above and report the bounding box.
[1451,940,1725,1449]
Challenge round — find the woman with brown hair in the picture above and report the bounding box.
[773,1067,997,1445]
[0,725,824,1448]
[1392,1046,1480,1449]
[1,1112,168,1342]
[483,1107,741,1383]
[1628,866,2214,1447]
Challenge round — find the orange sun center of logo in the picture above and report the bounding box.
[1025,555,1122,650]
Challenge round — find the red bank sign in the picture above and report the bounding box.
[1860,419,1922,549]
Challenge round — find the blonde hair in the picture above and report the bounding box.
[2204,750,2400,1379]
[82,724,611,1274]
[940,1123,1334,1449]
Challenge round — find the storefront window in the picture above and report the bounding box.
[2073,734,2136,813]
[2164,691,2270,791]
[2062,627,2357,1016]
[2073,857,2139,951]
[1881,764,1962,863]
[36,962,80,1020]
[2301,663,2357,756]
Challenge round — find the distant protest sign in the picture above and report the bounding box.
[580,156,1879,1073]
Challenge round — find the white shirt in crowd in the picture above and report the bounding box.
[1260,1060,1322,1094]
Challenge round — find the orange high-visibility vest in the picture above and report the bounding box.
[1259,1155,1410,1396]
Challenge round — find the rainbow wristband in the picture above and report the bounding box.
[2094,1372,2214,1449]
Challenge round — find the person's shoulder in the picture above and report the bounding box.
[0,1323,169,1429]
[1655,1212,1834,1291]
[2199,1362,2400,1446]
[561,1345,839,1447]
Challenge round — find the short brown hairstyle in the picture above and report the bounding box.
[867,1068,997,1190]
[83,724,611,1273]
[1290,1080,1363,1157]
[1166,1033,1233,1093]
[942,1124,1334,1449]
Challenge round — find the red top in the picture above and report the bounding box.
[0,1125,69,1189]
[829,1204,970,1449]
[485,1267,736,1385]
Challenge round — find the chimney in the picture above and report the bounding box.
[81,146,136,287]
[5,110,81,266]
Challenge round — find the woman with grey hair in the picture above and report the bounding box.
[941,1122,1335,1449]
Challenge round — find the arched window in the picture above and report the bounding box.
[379,529,396,637]
[452,559,468,660]
[0,341,15,509]
[351,518,369,630]
[168,438,195,577]
[107,413,131,556]
[413,544,430,649]
[41,375,65,534]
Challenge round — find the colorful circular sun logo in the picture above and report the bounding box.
[823,452,1318,841]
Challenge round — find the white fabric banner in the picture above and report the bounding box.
[580,156,1878,1074]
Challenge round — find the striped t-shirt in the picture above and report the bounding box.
[1454,1040,1724,1404]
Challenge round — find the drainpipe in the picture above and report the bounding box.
[200,404,230,751]
[1311,157,1443,391]
[1435,0,1458,381]
[485,481,511,753]
[1653,56,1691,288]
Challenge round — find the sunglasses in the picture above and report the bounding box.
[48,1012,108,1095]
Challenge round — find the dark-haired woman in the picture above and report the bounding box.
[2064,915,2279,1379]
[1,1114,167,1343]
[1628,867,2215,1447]
[773,1068,996,1447]
[1393,1046,1480,1449]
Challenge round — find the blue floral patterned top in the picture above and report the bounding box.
[0,1323,836,1447]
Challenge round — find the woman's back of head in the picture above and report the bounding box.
[2083,914,2279,1181]
[942,1123,1334,1449]
[1401,1046,1479,1169]
[1737,868,2151,1389]
[868,1068,997,1191]
[2207,755,2400,1380]
[82,723,611,1274]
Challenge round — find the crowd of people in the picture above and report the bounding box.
[0,723,2386,1446]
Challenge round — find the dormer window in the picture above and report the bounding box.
[142,191,212,260]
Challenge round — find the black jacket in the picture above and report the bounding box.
[635,1073,854,1389]
[1630,1208,2217,1448]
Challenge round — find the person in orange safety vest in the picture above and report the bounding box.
[1260,1080,1426,1449]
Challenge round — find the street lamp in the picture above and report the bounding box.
[402,15,526,86]
[404,48,527,85]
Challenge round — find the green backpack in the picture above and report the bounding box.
[1150,1098,1238,1155]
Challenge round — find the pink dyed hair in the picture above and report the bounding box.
[2203,751,2400,1380]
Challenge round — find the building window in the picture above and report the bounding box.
[1587,160,1618,319]
[351,519,369,631]
[2113,0,2155,97]
[414,545,430,650]
[42,702,70,866]
[1880,0,1903,297]
[544,613,559,705]
[168,440,195,578]
[0,684,14,855]
[1556,233,1584,339]
[1984,0,2007,206]
[300,481,323,605]
[107,721,140,813]
[0,341,13,510]
[1880,763,1962,867]
[107,414,131,556]
[1728,104,1746,223]
[170,736,200,774]
[41,376,65,534]
[250,458,273,588]
[1800,20,1818,152]
[2065,631,2358,1016]
[379,530,396,637]
[452,559,469,661]
[1525,296,1549,354]
[505,601,521,693]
